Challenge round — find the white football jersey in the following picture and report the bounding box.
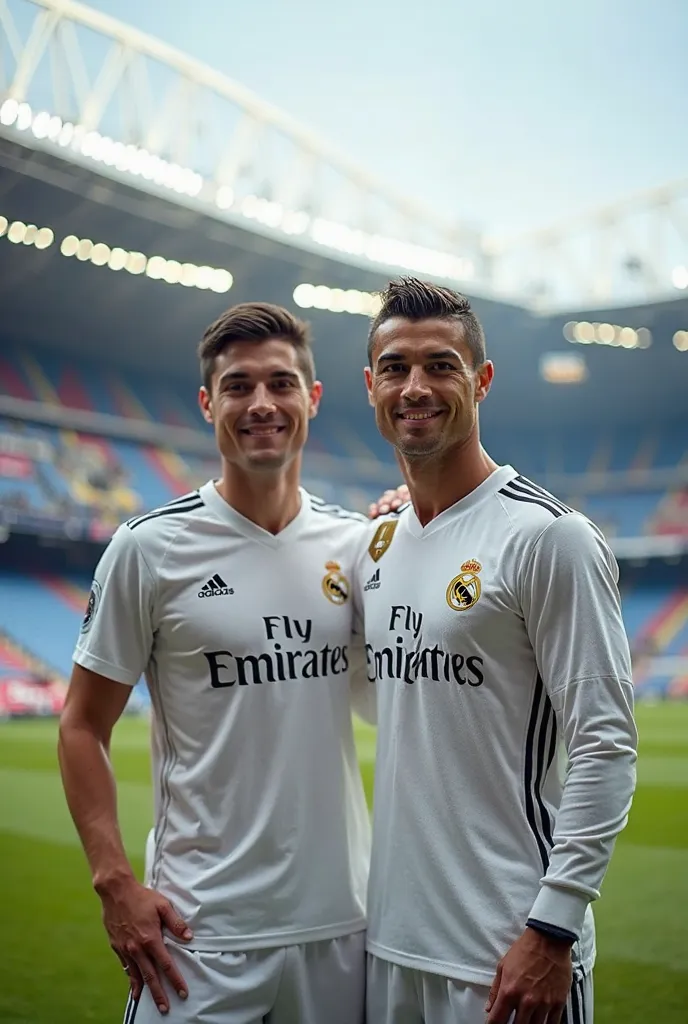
[356,465,637,985]
[74,482,373,951]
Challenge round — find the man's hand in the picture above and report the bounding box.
[97,874,193,1014]
[485,927,573,1024]
[368,484,410,519]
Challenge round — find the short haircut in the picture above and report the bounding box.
[198,302,315,391]
[368,277,486,368]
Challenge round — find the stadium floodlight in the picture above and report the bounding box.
[60,235,79,257]
[126,252,147,275]
[673,331,688,352]
[292,282,381,316]
[328,288,346,313]
[16,103,32,131]
[565,320,652,350]
[597,323,616,344]
[76,238,94,261]
[31,112,52,140]
[2,215,232,293]
[108,248,128,271]
[180,263,198,287]
[293,283,315,308]
[216,186,234,210]
[618,327,638,348]
[58,122,75,147]
[145,255,165,279]
[0,99,18,126]
[671,266,688,290]
[7,221,26,244]
[90,243,111,266]
[210,270,231,293]
[572,321,594,343]
[540,352,587,384]
[195,266,215,289]
[2,95,470,281]
[282,211,310,236]
[162,260,183,285]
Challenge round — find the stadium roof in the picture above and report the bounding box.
[1,131,687,432]
[1,0,687,311]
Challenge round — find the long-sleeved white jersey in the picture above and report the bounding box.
[74,482,373,951]
[356,464,637,985]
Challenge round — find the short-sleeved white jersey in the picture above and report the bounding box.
[74,481,373,952]
[356,465,637,986]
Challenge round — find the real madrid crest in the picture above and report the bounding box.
[322,560,350,605]
[368,520,398,563]
[446,559,482,611]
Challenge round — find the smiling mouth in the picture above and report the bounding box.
[396,410,444,422]
[240,425,287,436]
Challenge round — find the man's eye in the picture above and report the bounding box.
[430,362,454,371]
[381,363,405,373]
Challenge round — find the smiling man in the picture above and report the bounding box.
[57,303,373,1024]
[357,278,638,1024]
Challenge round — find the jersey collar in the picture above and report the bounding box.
[405,465,517,538]
[200,480,311,547]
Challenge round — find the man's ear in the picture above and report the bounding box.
[364,366,374,407]
[475,361,494,404]
[308,380,323,419]
[199,386,214,425]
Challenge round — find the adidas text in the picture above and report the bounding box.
[364,569,381,592]
[199,574,234,598]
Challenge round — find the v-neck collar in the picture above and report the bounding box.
[200,480,310,548]
[405,465,516,539]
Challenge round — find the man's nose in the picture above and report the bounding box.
[400,368,432,402]
[248,383,277,416]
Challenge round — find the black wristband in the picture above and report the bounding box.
[526,918,577,946]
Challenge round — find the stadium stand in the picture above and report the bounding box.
[1,340,686,700]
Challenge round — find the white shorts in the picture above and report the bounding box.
[367,954,593,1024]
[123,932,366,1024]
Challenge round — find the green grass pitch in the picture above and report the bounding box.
[1,704,687,1022]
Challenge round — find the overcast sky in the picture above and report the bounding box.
[78,0,687,238]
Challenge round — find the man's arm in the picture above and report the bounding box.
[487,513,637,1024]
[59,524,192,1013]
[59,667,192,1012]
[58,665,137,891]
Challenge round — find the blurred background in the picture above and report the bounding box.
[0,0,686,1021]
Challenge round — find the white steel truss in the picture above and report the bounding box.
[486,179,688,312]
[0,0,686,311]
[0,0,479,284]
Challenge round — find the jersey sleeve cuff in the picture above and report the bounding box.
[72,648,139,687]
[528,884,591,940]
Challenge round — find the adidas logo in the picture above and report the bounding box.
[198,573,234,598]
[364,568,381,591]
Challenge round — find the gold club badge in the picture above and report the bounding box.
[322,561,350,605]
[446,559,482,611]
[368,521,398,563]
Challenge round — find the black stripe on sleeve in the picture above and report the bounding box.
[524,676,551,873]
[510,476,573,516]
[127,500,205,531]
[309,501,368,523]
[534,691,556,847]
[499,484,564,519]
[127,492,202,528]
